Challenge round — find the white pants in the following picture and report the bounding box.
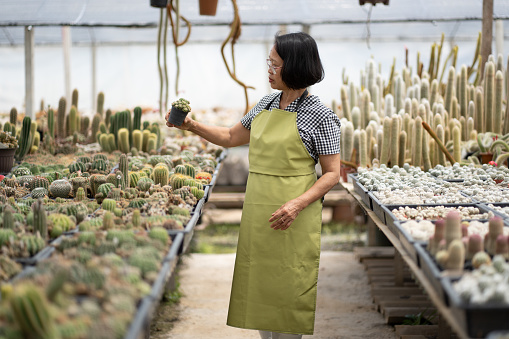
[258,330,303,339]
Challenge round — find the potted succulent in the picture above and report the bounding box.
[168,98,191,127]
[0,131,18,174]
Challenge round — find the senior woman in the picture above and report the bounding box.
[166,32,341,339]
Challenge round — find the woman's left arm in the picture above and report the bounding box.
[269,153,341,230]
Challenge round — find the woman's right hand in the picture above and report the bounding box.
[165,112,194,131]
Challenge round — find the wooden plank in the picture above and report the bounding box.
[395,325,438,336]
[342,181,470,339]
[400,336,428,339]
[371,287,423,296]
[373,295,429,305]
[354,246,395,261]
[379,300,433,310]
[362,258,395,267]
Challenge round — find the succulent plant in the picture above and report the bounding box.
[171,98,191,113]
[0,130,18,149]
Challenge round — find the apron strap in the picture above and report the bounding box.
[264,89,309,111]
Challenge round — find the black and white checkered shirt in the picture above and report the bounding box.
[241,92,341,163]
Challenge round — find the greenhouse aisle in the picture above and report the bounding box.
[162,252,396,339]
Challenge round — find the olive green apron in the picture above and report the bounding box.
[227,91,322,335]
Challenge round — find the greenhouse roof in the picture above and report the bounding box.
[1,0,509,45]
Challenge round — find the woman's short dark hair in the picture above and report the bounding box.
[274,32,325,90]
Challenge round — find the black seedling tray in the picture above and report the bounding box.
[352,178,372,209]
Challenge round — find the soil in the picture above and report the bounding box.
[151,252,396,339]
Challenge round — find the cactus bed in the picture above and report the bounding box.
[0,110,226,339]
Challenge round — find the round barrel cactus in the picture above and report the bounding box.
[49,179,72,198]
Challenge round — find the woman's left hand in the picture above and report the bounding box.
[269,199,304,230]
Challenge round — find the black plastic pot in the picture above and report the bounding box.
[168,106,189,126]
[150,0,168,8]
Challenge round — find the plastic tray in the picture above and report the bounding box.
[392,221,425,266]
[381,203,493,234]
[347,172,357,184]
[352,178,372,209]
[13,246,55,266]
[123,297,158,339]
[442,277,509,338]
[481,202,509,224]
[367,191,386,225]
[414,243,447,304]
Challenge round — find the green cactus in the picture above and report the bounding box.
[485,61,495,133]
[15,116,32,162]
[129,172,140,188]
[71,176,88,197]
[31,187,48,199]
[398,130,407,167]
[74,187,86,201]
[147,137,156,154]
[190,186,205,200]
[69,105,77,135]
[10,107,17,126]
[57,96,66,139]
[97,91,105,116]
[153,164,170,186]
[132,129,143,152]
[118,128,130,154]
[31,198,47,240]
[91,113,102,143]
[119,153,129,189]
[130,210,141,228]
[133,106,142,130]
[452,125,461,164]
[149,226,169,245]
[68,161,86,174]
[137,177,154,192]
[102,211,114,230]
[48,179,72,198]
[107,133,116,152]
[141,129,151,152]
[46,107,55,139]
[390,116,400,167]
[3,205,14,229]
[102,198,117,211]
[29,176,50,191]
[97,183,114,197]
[494,70,504,135]
[89,174,107,197]
[98,133,109,152]
[10,283,59,339]
[71,88,79,108]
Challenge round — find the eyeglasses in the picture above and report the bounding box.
[266,58,282,75]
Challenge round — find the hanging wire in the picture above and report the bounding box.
[221,0,255,115]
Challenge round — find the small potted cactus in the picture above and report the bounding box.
[0,131,18,174]
[168,98,191,127]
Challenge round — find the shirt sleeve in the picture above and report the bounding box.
[240,93,278,130]
[312,113,342,156]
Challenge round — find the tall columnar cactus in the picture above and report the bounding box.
[494,70,504,135]
[147,137,157,154]
[413,116,423,167]
[359,130,368,168]
[475,88,484,133]
[390,116,399,166]
[10,107,17,126]
[342,121,354,163]
[430,79,439,108]
[91,113,102,142]
[351,107,361,130]
[459,65,468,118]
[118,128,130,154]
[380,117,391,166]
[132,209,141,228]
[394,75,404,113]
[420,78,430,101]
[75,187,86,201]
[452,125,460,163]
[57,96,66,139]
[119,154,129,189]
[398,130,407,167]
[360,89,371,128]
[15,116,31,162]
[436,124,446,166]
[486,216,504,255]
[99,134,110,153]
[132,129,143,152]
[484,61,495,133]
[133,106,142,131]
[47,108,55,139]
[340,86,351,121]
[71,88,79,109]
[69,105,77,135]
[32,198,47,240]
[107,134,116,152]
[444,66,455,116]
[142,129,151,152]
[81,116,89,136]
[467,117,475,141]
[97,91,105,116]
